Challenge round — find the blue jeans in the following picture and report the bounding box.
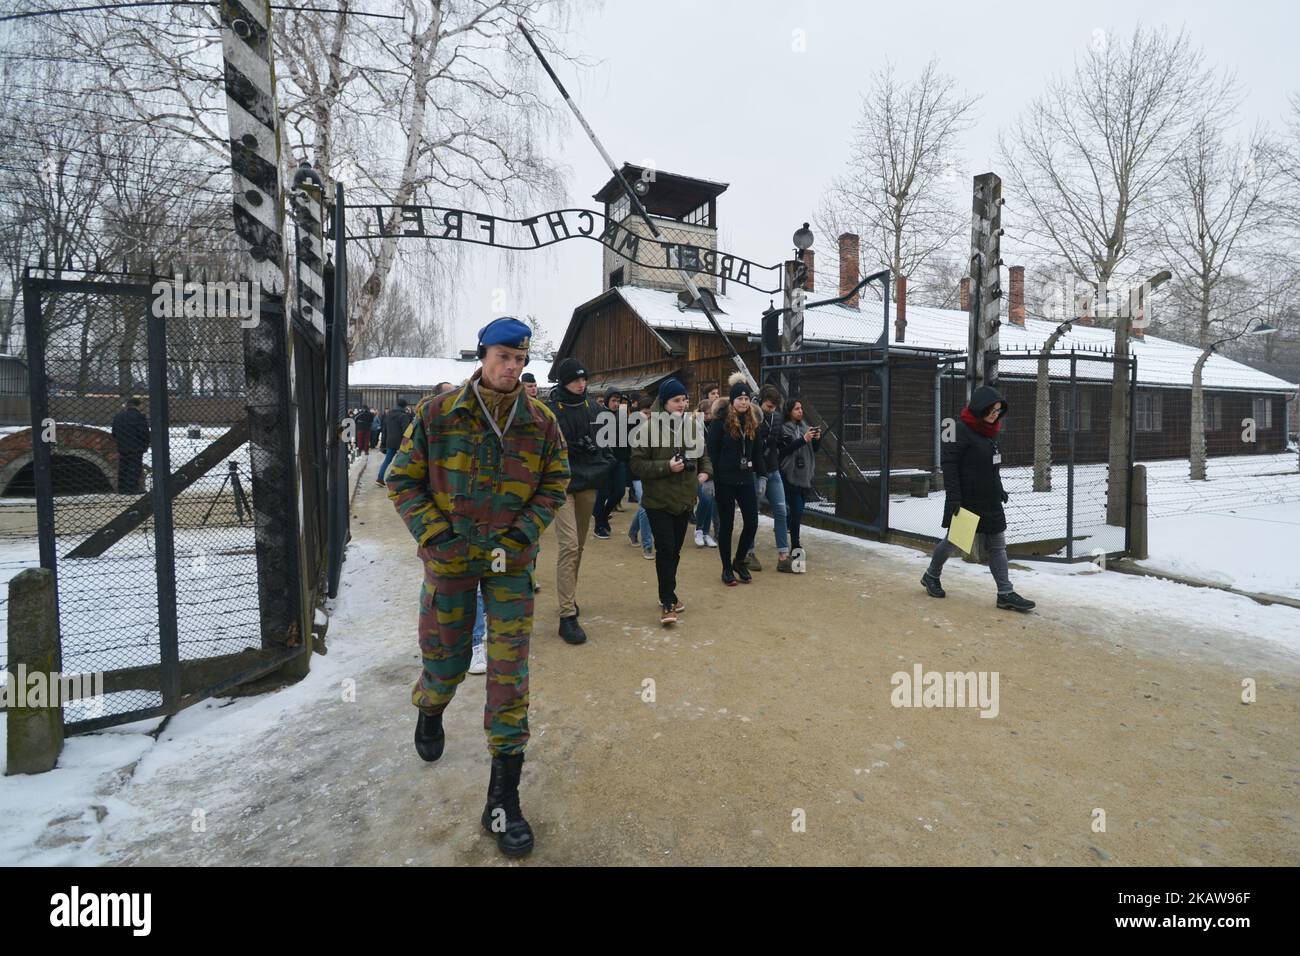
[471,583,486,650]
[761,469,789,553]
[628,479,652,551]
[695,483,717,536]
[377,447,398,482]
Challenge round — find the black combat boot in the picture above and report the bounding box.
[414,709,445,762]
[921,572,946,598]
[558,615,587,645]
[481,752,534,857]
[997,591,1036,612]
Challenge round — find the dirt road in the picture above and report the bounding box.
[98,469,1300,866]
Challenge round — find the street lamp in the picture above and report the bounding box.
[1190,318,1278,481]
[792,222,813,258]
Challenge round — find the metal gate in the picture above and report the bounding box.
[761,344,1138,562]
[14,268,340,732]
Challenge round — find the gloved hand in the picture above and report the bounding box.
[418,528,461,560]
[1001,490,1010,503]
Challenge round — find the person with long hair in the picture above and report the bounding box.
[921,385,1035,612]
[747,384,792,573]
[778,398,821,562]
[706,376,761,586]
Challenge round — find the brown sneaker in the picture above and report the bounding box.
[660,604,678,625]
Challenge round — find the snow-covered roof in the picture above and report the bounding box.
[609,285,1296,393]
[348,356,480,389]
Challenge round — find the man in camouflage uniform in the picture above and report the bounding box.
[385,316,570,858]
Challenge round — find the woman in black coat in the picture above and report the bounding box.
[705,380,761,586]
[920,385,1035,611]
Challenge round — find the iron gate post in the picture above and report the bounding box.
[1067,352,1076,562]
[879,363,891,534]
[22,275,58,580]
[326,181,348,598]
[1126,355,1138,556]
[146,295,181,709]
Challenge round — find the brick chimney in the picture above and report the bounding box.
[838,233,860,308]
[959,276,971,311]
[1008,265,1025,326]
[803,249,815,292]
[894,274,907,343]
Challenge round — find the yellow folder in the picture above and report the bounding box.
[947,507,980,554]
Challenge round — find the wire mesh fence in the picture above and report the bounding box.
[7,271,313,731]
[761,347,1141,562]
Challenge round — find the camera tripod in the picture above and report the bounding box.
[200,459,250,526]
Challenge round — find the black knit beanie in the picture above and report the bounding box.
[555,357,586,386]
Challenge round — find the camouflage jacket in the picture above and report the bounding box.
[385,369,571,577]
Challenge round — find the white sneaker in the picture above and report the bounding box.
[469,644,487,675]
[695,530,705,548]
[704,534,718,548]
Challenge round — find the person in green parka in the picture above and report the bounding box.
[629,378,713,625]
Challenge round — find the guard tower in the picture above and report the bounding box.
[593,164,728,294]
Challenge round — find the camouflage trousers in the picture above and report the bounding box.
[412,564,534,756]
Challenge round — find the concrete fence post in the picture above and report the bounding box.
[5,568,63,774]
[1129,464,1148,561]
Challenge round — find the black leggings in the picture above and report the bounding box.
[644,507,690,607]
[786,484,809,551]
[714,478,758,574]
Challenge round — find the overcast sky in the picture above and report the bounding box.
[445,0,1298,356]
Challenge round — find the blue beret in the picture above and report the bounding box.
[478,316,532,351]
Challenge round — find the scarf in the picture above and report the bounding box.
[960,406,1002,438]
[474,373,523,429]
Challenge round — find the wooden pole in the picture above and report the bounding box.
[967,173,1003,397]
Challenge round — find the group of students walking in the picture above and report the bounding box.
[543,364,831,629]
[548,366,1037,629]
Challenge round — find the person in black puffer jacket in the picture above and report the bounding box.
[591,388,628,538]
[920,384,1035,612]
[375,398,414,485]
[705,379,761,586]
[546,357,615,644]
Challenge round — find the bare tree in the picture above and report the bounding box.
[1162,125,1279,347]
[35,0,586,356]
[347,264,445,360]
[1000,25,1233,524]
[817,58,978,288]
[908,254,966,309]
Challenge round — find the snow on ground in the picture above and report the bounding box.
[0,455,372,864]
[861,452,1300,594]
[1137,503,1300,600]
[1,454,1297,866]
[797,515,1300,661]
